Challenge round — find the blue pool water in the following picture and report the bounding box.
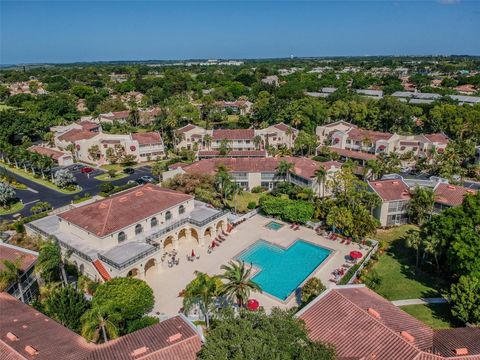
[265,221,284,231]
[237,239,331,301]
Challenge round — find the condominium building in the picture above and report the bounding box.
[26,184,228,284]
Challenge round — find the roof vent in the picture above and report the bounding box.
[131,346,149,357]
[22,325,28,329]
[375,183,382,187]
[119,197,128,203]
[25,346,39,356]
[6,332,19,341]
[466,189,475,194]
[447,185,456,190]
[168,333,182,343]
[392,181,399,185]
[367,308,381,319]
[135,191,144,197]
[99,202,109,209]
[454,348,468,356]
[400,331,415,342]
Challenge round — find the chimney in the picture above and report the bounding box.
[454,348,468,356]
[131,346,149,357]
[6,332,19,341]
[25,346,39,356]
[400,331,414,342]
[367,308,381,319]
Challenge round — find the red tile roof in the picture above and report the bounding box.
[369,179,411,201]
[92,260,111,281]
[347,127,393,142]
[176,124,196,134]
[28,146,67,161]
[131,132,162,145]
[198,150,267,157]
[434,183,477,207]
[425,134,449,144]
[58,184,192,237]
[181,157,341,179]
[112,110,130,119]
[328,146,378,161]
[212,129,255,140]
[297,286,480,360]
[0,244,37,273]
[79,121,100,131]
[58,128,97,143]
[0,293,202,360]
[273,123,291,132]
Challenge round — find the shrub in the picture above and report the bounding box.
[247,201,257,210]
[126,316,159,333]
[301,277,326,305]
[100,182,114,193]
[251,186,266,193]
[14,222,25,233]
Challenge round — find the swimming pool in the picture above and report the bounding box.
[265,220,284,231]
[236,239,331,301]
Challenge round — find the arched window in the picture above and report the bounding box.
[151,217,158,228]
[165,211,172,221]
[135,224,143,235]
[118,231,126,243]
[179,205,185,215]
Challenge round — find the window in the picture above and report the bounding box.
[135,224,143,235]
[151,217,158,227]
[118,231,126,243]
[179,205,185,215]
[165,211,172,221]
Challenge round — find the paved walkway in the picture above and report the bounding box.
[392,297,447,306]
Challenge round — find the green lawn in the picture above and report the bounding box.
[371,225,448,300]
[400,303,461,329]
[94,172,128,181]
[0,201,24,215]
[0,163,81,194]
[227,192,261,213]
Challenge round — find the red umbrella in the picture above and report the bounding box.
[191,249,195,257]
[247,299,259,311]
[350,251,362,260]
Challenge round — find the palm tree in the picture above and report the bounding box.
[220,260,261,308]
[253,135,262,150]
[81,305,120,343]
[182,271,221,328]
[0,258,26,303]
[405,229,421,271]
[276,160,294,182]
[407,186,436,225]
[315,166,327,197]
[35,240,67,285]
[203,134,213,150]
[423,235,442,273]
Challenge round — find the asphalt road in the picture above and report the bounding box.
[0,165,155,220]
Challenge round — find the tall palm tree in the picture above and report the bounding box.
[253,135,262,150]
[220,260,262,308]
[315,166,327,197]
[81,305,120,343]
[0,258,26,303]
[405,229,421,271]
[276,160,294,182]
[407,186,436,225]
[35,240,67,285]
[182,271,221,328]
[203,134,213,150]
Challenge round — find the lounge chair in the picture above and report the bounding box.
[340,238,345,244]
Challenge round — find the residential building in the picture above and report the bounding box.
[175,123,298,153]
[261,75,280,86]
[0,292,202,360]
[214,100,253,115]
[28,145,74,166]
[316,121,449,164]
[392,91,442,104]
[449,95,480,105]
[163,157,342,197]
[26,184,228,284]
[297,285,480,360]
[52,120,165,165]
[368,178,411,226]
[455,84,477,95]
[356,89,383,99]
[97,110,130,123]
[433,183,477,213]
[0,243,39,303]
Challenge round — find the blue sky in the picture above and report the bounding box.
[1,1,479,64]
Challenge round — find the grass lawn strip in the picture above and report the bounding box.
[0,163,81,194]
[94,172,128,181]
[0,201,24,215]
[227,192,261,213]
[400,303,460,329]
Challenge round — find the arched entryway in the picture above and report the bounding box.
[127,268,140,278]
[163,235,175,251]
[144,258,156,277]
[178,228,187,242]
[190,228,199,243]
[216,220,225,233]
[204,227,213,243]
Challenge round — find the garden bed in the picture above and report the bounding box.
[94,172,128,181]
[0,201,24,215]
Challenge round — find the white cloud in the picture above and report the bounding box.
[438,0,461,4]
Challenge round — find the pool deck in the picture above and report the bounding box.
[146,214,370,316]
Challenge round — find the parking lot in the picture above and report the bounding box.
[0,164,156,220]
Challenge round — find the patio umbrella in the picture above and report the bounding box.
[247,299,260,311]
[191,249,195,257]
[350,251,362,260]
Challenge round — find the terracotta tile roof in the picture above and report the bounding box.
[425,134,449,144]
[92,260,111,281]
[112,110,130,119]
[0,293,202,360]
[273,123,291,132]
[176,124,196,134]
[328,147,377,161]
[198,150,267,157]
[0,292,94,360]
[28,146,67,161]
[58,184,192,237]
[369,179,411,202]
[0,244,37,273]
[212,129,255,140]
[131,132,162,145]
[347,127,393,142]
[434,183,477,207]
[58,128,97,143]
[89,316,201,360]
[182,157,339,179]
[432,328,480,358]
[455,84,476,93]
[79,120,100,131]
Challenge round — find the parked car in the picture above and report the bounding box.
[123,167,134,175]
[69,164,83,171]
[80,166,94,174]
[135,178,147,185]
[127,180,139,186]
[140,175,155,183]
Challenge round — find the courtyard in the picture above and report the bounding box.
[145,214,370,317]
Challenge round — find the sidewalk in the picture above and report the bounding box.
[392,297,447,306]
